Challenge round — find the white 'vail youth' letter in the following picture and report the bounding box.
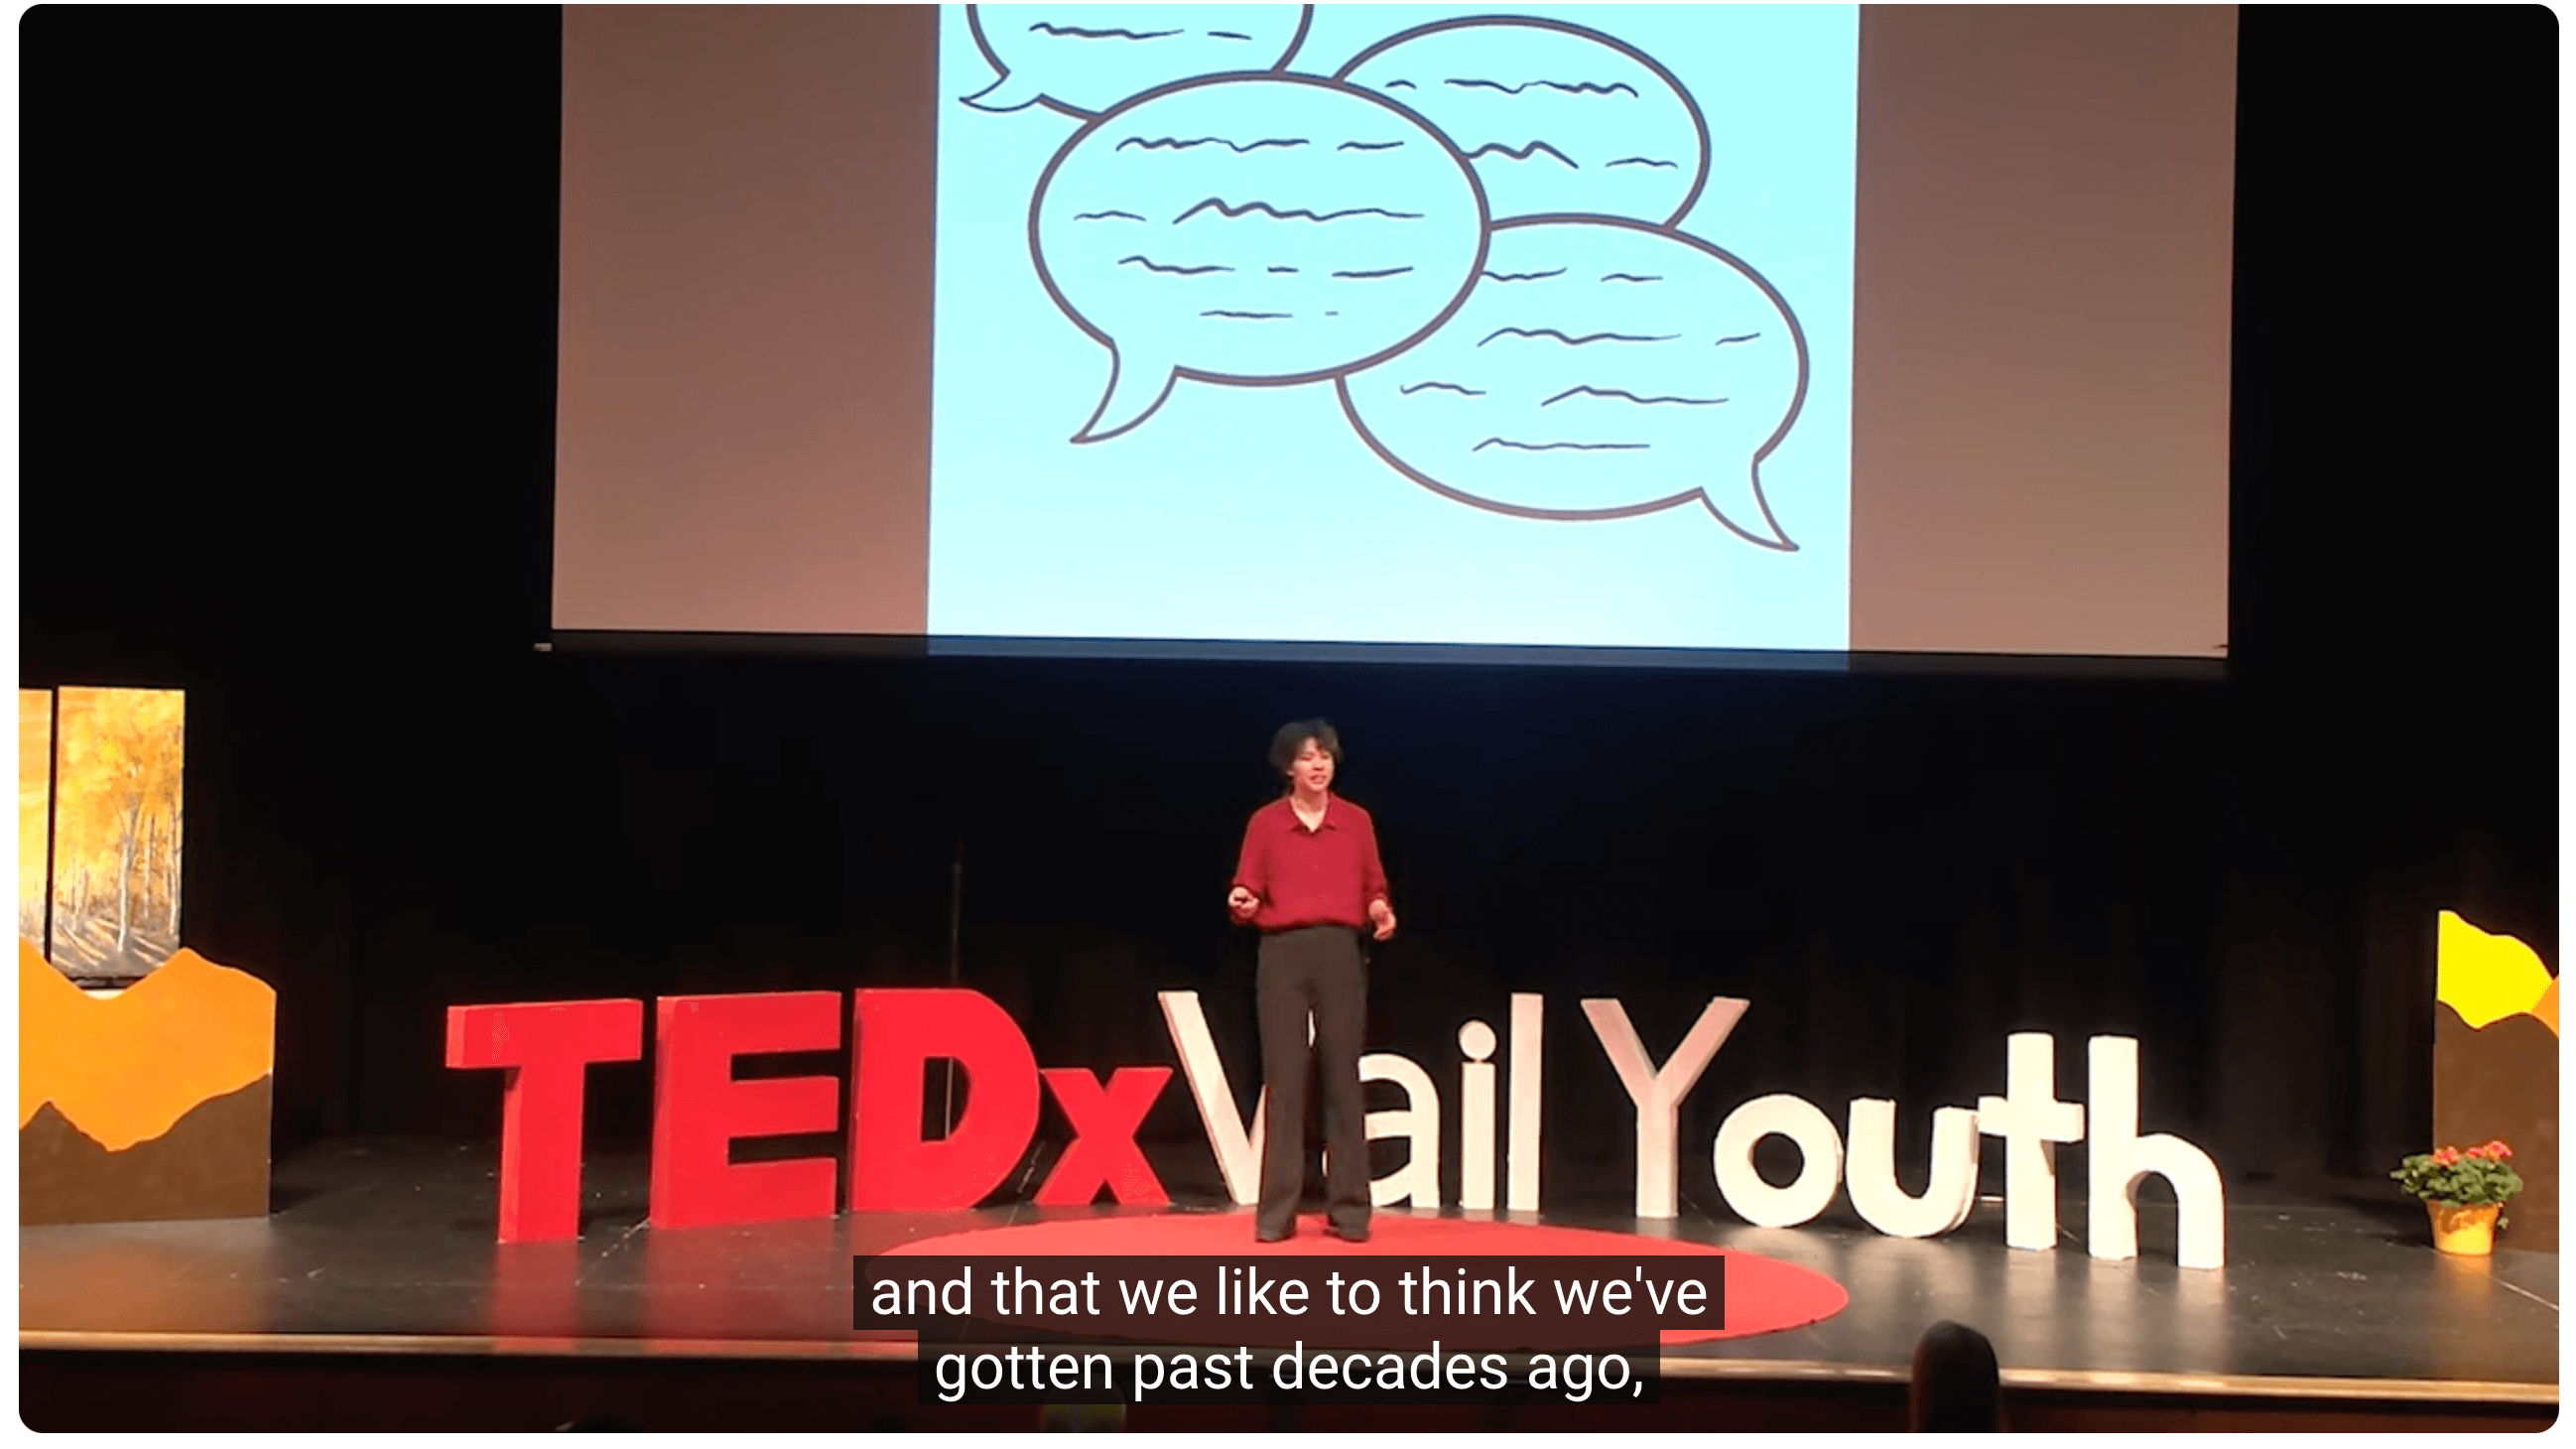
[1584,995,1749,1219]
[1359,1052,1442,1207]
[1157,990,1264,1207]
[1712,1093,1844,1227]
[1507,993,1544,1213]
[2086,1035,2226,1268]
[1976,1032,2085,1251]
[1845,1100,1981,1238]
[1459,1020,1498,1212]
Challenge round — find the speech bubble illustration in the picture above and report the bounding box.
[965,5,1314,117]
[1032,75,1488,444]
[1337,216,1807,547]
[1336,18,1709,227]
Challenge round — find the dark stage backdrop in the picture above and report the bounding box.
[20,8,2555,1203]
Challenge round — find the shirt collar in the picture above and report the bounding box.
[1283,792,1340,832]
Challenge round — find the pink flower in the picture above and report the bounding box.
[2433,1146,2462,1166]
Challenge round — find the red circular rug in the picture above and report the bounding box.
[881,1213,1845,1345]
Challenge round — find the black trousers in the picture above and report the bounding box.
[1255,925,1370,1235]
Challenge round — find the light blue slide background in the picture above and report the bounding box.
[928,5,1857,651]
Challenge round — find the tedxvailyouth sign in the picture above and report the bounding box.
[446,988,2224,1267]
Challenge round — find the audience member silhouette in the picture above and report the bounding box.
[1909,1320,2003,1431]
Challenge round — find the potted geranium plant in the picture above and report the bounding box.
[2391,1139,2523,1255]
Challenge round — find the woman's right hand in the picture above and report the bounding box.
[1227,886,1260,922]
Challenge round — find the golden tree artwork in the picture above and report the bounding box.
[48,688,185,983]
[19,690,52,950]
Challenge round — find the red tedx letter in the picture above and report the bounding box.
[848,989,1039,1210]
[650,991,843,1230]
[1036,1067,1173,1206]
[446,999,643,1243]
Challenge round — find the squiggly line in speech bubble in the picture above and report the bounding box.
[965,5,1315,119]
[1336,214,1808,548]
[1334,16,1711,229]
[1031,73,1490,444]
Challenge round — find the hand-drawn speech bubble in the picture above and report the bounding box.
[1337,216,1807,547]
[1032,75,1489,444]
[965,5,1314,118]
[1336,17,1708,228]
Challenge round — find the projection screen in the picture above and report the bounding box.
[554,5,2236,660]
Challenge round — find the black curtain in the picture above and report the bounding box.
[20,7,2554,1195]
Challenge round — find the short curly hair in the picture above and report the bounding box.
[1269,719,1344,774]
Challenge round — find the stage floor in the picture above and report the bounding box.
[19,1136,2558,1402]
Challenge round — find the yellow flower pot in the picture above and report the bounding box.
[2427,1200,2503,1255]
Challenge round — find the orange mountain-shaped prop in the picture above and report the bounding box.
[2432,910,2557,1252]
[19,939,275,1224]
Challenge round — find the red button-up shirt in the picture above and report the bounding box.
[1232,793,1389,933]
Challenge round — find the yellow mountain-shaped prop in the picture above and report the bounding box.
[2436,910,2557,1035]
[20,939,276,1150]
